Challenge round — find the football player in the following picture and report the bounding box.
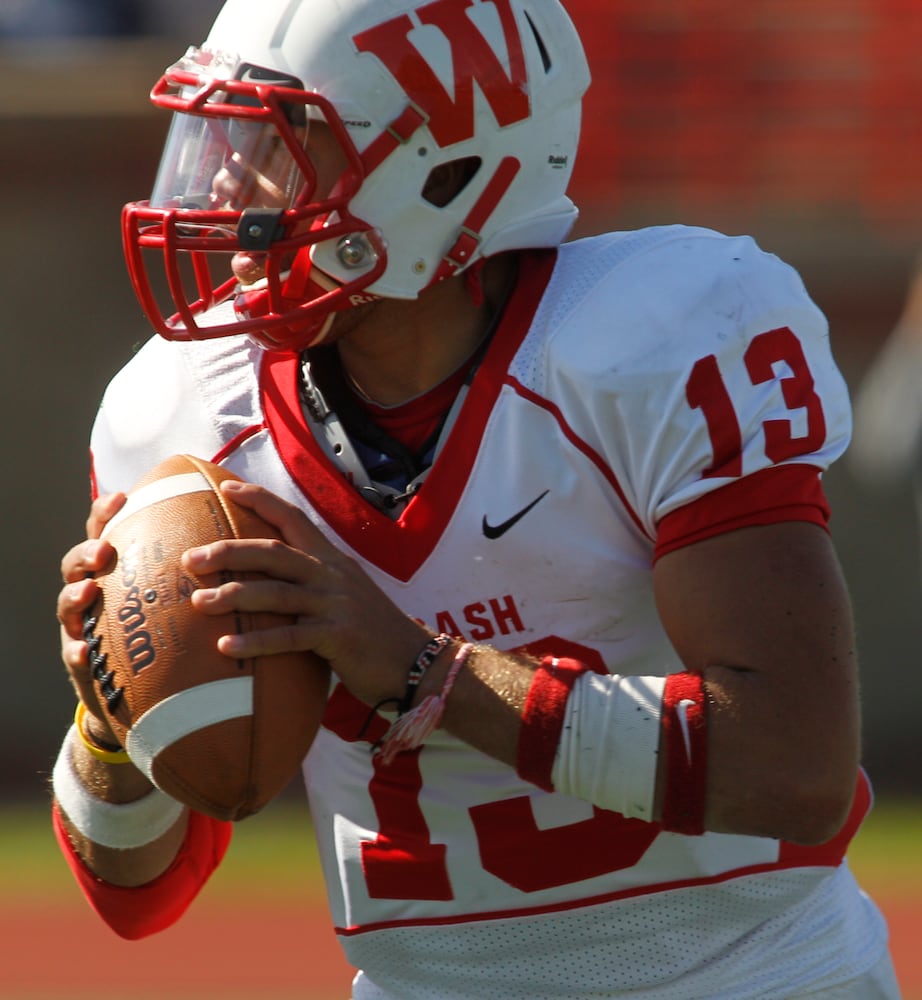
[53,0,900,996]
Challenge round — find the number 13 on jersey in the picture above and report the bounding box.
[686,326,827,479]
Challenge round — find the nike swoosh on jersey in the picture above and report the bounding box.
[481,490,549,540]
[676,698,697,762]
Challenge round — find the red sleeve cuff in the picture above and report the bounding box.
[655,464,830,562]
[52,801,232,940]
[660,672,708,835]
[516,657,591,791]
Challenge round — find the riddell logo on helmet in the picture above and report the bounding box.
[353,0,531,147]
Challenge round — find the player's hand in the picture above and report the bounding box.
[184,480,430,706]
[58,492,126,733]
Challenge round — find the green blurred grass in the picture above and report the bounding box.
[0,793,326,902]
[4,793,920,899]
[846,796,922,897]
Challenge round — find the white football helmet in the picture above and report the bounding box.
[122,0,591,351]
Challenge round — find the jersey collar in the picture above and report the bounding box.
[260,249,557,581]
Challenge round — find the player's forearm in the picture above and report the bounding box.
[53,729,188,887]
[424,642,534,768]
[418,645,687,832]
[699,659,860,844]
[415,635,858,846]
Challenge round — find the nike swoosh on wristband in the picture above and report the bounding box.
[481,490,550,540]
[676,698,696,763]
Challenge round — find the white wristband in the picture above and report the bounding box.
[550,673,665,822]
[53,726,184,849]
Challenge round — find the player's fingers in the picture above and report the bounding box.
[216,619,321,660]
[219,479,337,556]
[183,535,322,583]
[60,633,109,722]
[191,574,362,667]
[190,576,322,618]
[56,577,99,635]
[60,632,89,672]
[60,610,97,698]
[85,491,127,539]
[60,538,117,584]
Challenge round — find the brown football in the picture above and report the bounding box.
[85,454,329,821]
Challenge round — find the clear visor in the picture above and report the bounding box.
[150,111,310,221]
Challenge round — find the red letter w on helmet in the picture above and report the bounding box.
[354,0,530,148]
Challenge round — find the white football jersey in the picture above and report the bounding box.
[90,226,891,999]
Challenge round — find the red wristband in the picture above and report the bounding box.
[516,656,591,791]
[660,671,708,835]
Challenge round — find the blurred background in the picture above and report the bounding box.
[2,0,920,806]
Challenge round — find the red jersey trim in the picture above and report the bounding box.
[503,375,651,541]
[335,769,871,937]
[52,803,232,941]
[88,447,99,501]
[359,357,475,455]
[260,250,558,581]
[655,464,830,562]
[210,422,267,466]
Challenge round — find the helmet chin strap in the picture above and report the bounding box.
[463,259,487,308]
[243,308,337,352]
[234,256,375,352]
[427,156,521,289]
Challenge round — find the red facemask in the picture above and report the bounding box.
[121,48,386,352]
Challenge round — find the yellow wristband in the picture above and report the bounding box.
[74,702,131,765]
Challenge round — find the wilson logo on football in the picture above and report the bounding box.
[117,542,157,675]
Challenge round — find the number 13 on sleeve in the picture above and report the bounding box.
[686,326,828,479]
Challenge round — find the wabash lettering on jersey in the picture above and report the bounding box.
[434,593,526,641]
[353,0,531,147]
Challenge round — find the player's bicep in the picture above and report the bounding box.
[652,520,854,677]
